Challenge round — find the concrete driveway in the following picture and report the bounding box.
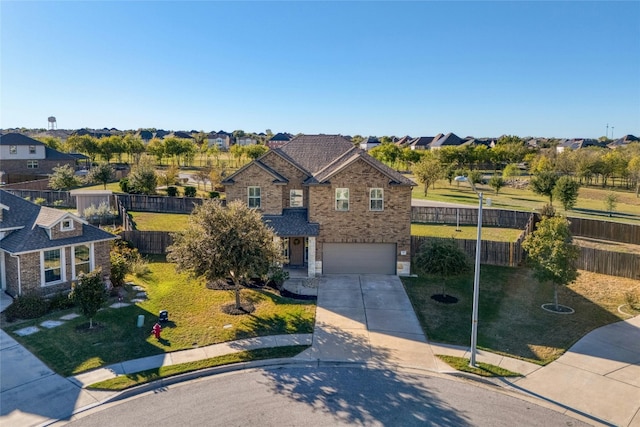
[297,274,449,371]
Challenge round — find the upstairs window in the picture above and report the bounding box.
[248,186,261,209]
[61,219,73,231]
[335,188,349,211]
[370,188,384,211]
[29,145,36,154]
[9,145,17,155]
[27,160,39,169]
[290,189,303,207]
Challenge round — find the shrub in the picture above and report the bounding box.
[624,288,640,310]
[131,258,151,277]
[83,201,116,224]
[53,200,65,207]
[34,197,47,205]
[209,191,220,199]
[166,186,178,197]
[539,203,556,218]
[4,294,49,321]
[48,291,75,311]
[119,177,130,193]
[184,186,197,197]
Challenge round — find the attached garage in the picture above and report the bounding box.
[323,243,397,275]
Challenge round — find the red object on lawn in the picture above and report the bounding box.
[152,322,162,339]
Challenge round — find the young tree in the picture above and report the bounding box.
[123,134,146,164]
[553,176,580,211]
[522,216,579,312]
[530,171,558,204]
[49,164,80,190]
[70,268,107,329]
[413,155,443,196]
[157,164,179,187]
[168,200,284,311]
[245,144,268,160]
[128,154,158,194]
[628,155,640,197]
[604,192,618,217]
[489,175,505,194]
[415,239,470,298]
[87,163,115,189]
[502,163,521,181]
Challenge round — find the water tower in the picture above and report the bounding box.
[48,116,57,130]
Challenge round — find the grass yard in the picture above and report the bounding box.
[411,223,522,242]
[410,179,640,225]
[403,267,640,365]
[129,211,190,231]
[1,257,315,377]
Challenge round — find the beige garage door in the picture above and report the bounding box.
[323,243,396,274]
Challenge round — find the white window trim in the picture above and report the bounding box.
[9,145,17,155]
[248,186,261,209]
[290,189,303,207]
[370,188,384,211]
[41,248,65,286]
[335,188,349,211]
[27,160,39,169]
[29,145,36,154]
[61,219,74,231]
[72,243,93,279]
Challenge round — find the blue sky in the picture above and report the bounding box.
[1,1,639,139]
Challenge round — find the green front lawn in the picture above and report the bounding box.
[411,224,523,242]
[403,267,640,365]
[2,257,315,377]
[128,211,190,231]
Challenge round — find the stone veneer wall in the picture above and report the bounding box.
[308,158,412,267]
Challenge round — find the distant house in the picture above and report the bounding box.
[223,134,415,277]
[608,134,638,149]
[429,132,466,150]
[409,136,439,151]
[394,136,413,147]
[266,133,292,149]
[0,133,82,183]
[0,189,118,297]
[236,136,257,146]
[170,131,194,140]
[556,138,606,153]
[359,136,381,151]
[207,132,232,150]
[137,130,154,143]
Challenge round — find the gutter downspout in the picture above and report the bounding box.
[10,254,21,296]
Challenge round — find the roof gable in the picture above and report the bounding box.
[0,133,46,146]
[278,134,355,175]
[222,159,289,185]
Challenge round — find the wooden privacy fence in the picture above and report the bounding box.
[575,247,640,280]
[411,206,532,228]
[5,189,76,207]
[119,231,173,255]
[568,217,640,244]
[115,194,219,213]
[411,236,525,267]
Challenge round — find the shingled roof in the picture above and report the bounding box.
[278,134,355,175]
[0,133,46,146]
[262,208,319,237]
[0,190,117,254]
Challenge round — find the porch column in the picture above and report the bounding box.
[307,236,316,278]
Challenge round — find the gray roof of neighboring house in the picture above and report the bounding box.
[44,146,77,161]
[430,132,464,148]
[0,133,46,146]
[0,190,117,254]
[262,208,319,237]
[269,133,292,142]
[409,136,435,148]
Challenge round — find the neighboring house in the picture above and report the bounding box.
[359,136,381,151]
[236,136,258,146]
[223,134,415,277]
[266,133,292,149]
[0,190,118,297]
[207,132,232,150]
[169,131,194,140]
[429,132,467,150]
[608,134,638,149]
[394,136,412,147]
[556,138,607,153]
[408,136,437,150]
[0,133,81,182]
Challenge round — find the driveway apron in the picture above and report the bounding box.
[299,274,446,371]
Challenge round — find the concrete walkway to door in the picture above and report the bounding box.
[297,274,450,371]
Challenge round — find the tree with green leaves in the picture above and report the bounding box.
[168,200,284,311]
[49,164,80,190]
[628,155,640,197]
[604,192,618,217]
[66,134,99,162]
[502,163,521,180]
[489,175,505,194]
[369,143,401,166]
[128,154,157,194]
[553,176,580,211]
[87,163,115,189]
[530,171,558,204]
[123,134,146,164]
[146,138,166,164]
[522,216,579,312]
[245,144,268,160]
[413,155,443,196]
[70,268,107,329]
[416,239,470,298]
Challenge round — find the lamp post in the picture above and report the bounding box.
[469,192,483,367]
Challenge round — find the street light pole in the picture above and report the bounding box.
[469,192,483,367]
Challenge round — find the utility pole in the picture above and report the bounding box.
[606,124,609,138]
[612,127,615,140]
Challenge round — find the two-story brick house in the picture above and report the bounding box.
[0,190,118,297]
[223,134,415,277]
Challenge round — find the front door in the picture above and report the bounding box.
[289,237,304,266]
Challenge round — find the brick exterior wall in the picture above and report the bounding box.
[4,253,19,297]
[224,163,284,214]
[1,159,75,176]
[50,219,84,240]
[307,158,412,265]
[260,152,309,208]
